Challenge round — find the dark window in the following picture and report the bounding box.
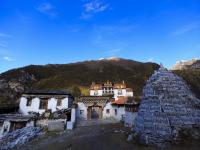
[57,99,62,106]
[106,109,110,114]
[118,90,122,95]
[39,100,48,109]
[80,110,84,115]
[94,90,98,95]
[0,122,4,127]
[26,98,32,106]
[115,109,117,115]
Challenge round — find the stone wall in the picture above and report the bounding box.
[134,66,200,146]
[124,112,137,128]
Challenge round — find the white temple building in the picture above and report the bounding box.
[76,81,134,121]
[90,81,133,100]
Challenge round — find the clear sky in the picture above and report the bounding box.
[0,0,200,73]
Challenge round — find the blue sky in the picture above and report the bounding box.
[0,0,200,73]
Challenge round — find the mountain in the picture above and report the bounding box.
[0,58,160,106]
[171,58,200,98]
[172,58,200,70]
[173,69,200,99]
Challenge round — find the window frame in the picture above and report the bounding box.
[106,109,110,114]
[39,100,48,110]
[57,99,62,106]
[26,98,32,106]
[118,89,122,95]
[94,90,98,96]
[115,109,117,115]
[80,110,84,115]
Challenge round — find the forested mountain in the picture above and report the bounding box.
[0,58,159,105]
[1,57,200,107]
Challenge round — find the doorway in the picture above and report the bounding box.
[88,106,102,119]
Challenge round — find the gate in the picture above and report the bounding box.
[88,106,102,119]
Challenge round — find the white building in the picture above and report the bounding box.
[76,96,111,120]
[76,81,134,122]
[90,81,134,100]
[19,90,75,130]
[19,90,73,115]
[124,99,139,128]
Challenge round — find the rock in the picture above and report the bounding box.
[172,59,200,70]
[0,126,42,149]
[0,70,36,105]
[134,65,200,146]
[114,130,119,133]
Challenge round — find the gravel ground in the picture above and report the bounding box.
[12,122,200,150]
[13,123,142,150]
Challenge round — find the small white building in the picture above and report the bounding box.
[19,90,75,130]
[76,96,111,120]
[19,90,73,115]
[76,96,134,122]
[111,97,129,121]
[124,99,139,128]
[76,81,134,122]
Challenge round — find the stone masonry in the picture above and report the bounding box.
[134,65,200,146]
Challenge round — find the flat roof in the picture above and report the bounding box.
[0,114,34,122]
[23,89,71,95]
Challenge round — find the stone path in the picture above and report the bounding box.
[76,119,118,127]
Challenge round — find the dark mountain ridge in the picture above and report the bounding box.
[1,57,200,107]
[0,58,159,105]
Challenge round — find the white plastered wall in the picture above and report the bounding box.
[19,97,44,115]
[112,105,125,121]
[76,102,88,120]
[90,90,103,96]
[113,89,127,100]
[19,96,70,115]
[102,102,114,119]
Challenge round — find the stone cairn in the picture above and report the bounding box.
[134,65,200,146]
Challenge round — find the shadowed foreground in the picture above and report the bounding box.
[13,123,200,150]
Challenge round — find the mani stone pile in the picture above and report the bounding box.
[134,66,200,146]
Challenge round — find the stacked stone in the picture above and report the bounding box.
[134,65,200,146]
[0,127,42,149]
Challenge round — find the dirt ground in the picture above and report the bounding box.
[14,123,139,150]
[13,121,200,150]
